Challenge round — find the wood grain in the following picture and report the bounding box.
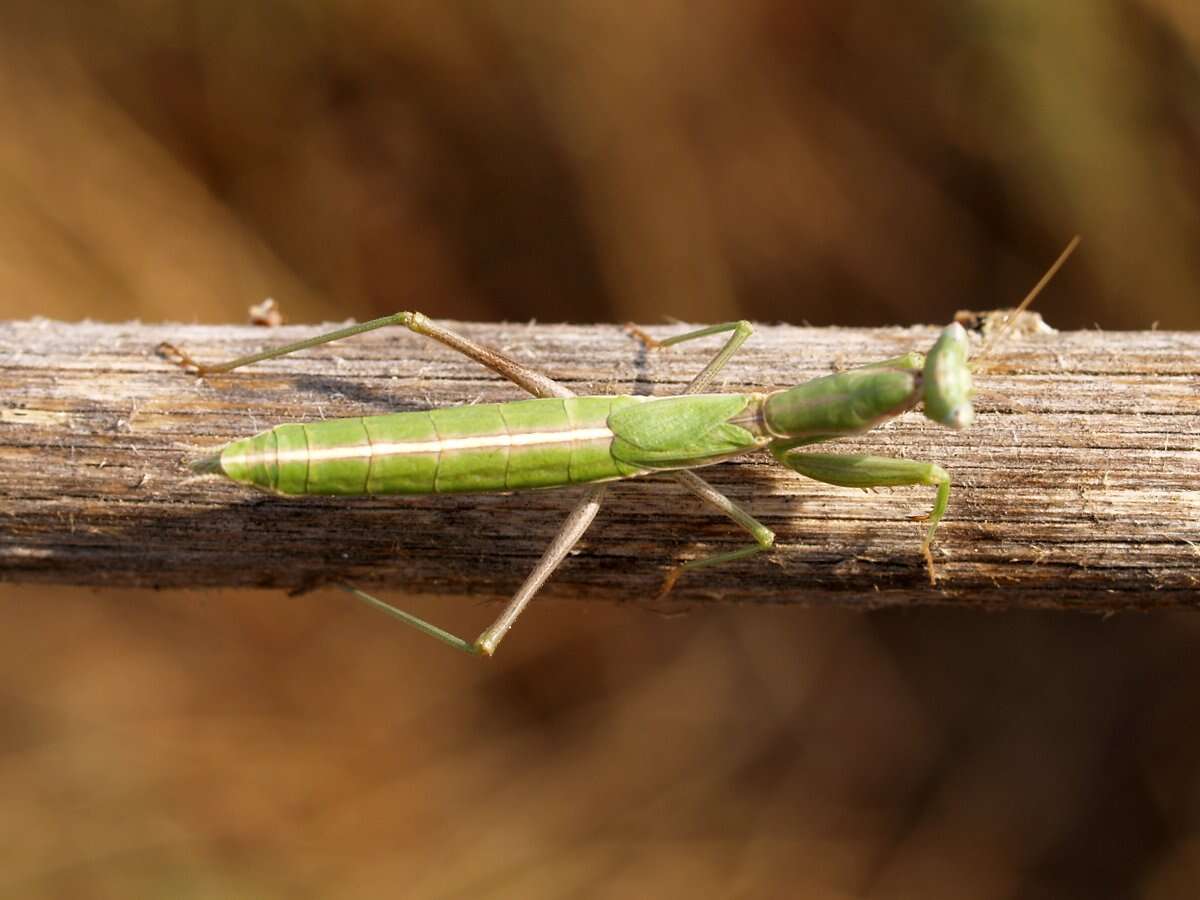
[1,317,1197,609]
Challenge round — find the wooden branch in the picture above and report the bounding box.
[1,318,1197,610]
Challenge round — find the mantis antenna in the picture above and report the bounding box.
[975,234,1081,363]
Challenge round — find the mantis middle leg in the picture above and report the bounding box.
[627,320,754,395]
[630,321,778,594]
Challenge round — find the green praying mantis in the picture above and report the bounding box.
[160,238,1078,657]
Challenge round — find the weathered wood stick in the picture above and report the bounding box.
[1,318,1197,609]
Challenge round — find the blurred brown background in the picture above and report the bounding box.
[2,3,1200,898]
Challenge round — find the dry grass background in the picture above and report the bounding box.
[2,3,1200,897]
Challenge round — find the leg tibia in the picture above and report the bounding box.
[337,582,483,656]
[158,312,419,375]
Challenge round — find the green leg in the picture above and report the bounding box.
[337,583,481,655]
[628,320,754,395]
[159,310,574,399]
[165,311,604,656]
[335,483,607,657]
[656,470,775,597]
[770,447,951,584]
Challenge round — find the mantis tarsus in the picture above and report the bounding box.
[160,238,1078,657]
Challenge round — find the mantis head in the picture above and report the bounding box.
[922,322,974,429]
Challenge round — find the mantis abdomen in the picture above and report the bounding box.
[204,395,650,496]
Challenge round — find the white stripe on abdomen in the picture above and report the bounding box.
[225,425,615,468]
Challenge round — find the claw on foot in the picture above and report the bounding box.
[156,341,206,375]
[624,323,664,350]
[656,567,683,600]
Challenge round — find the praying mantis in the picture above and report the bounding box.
[160,238,1078,657]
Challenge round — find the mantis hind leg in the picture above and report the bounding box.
[158,311,573,400]
[771,448,950,584]
[164,312,593,655]
[339,484,607,656]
